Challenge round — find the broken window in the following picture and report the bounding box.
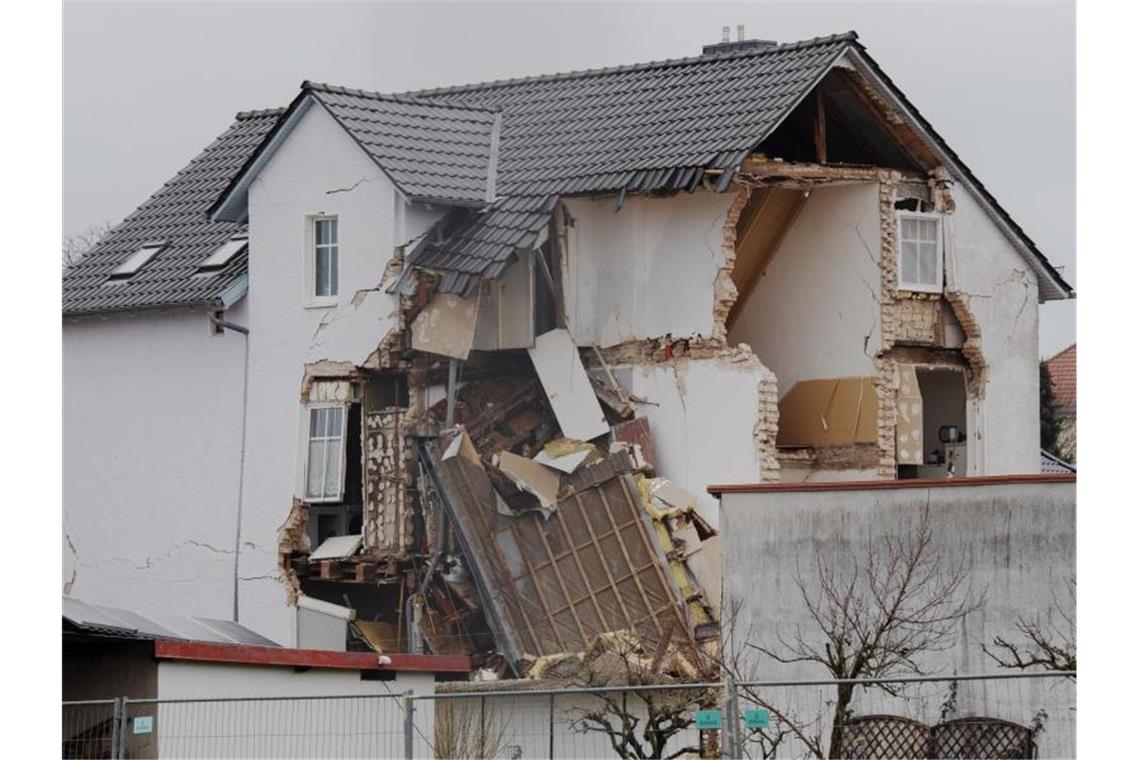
[308,216,339,302]
[305,404,348,502]
[897,212,943,293]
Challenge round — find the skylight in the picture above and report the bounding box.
[197,237,248,272]
[107,244,164,282]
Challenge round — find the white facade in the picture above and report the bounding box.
[63,304,248,620]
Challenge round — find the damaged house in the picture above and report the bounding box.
[63,30,1072,676]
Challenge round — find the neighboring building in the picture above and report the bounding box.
[1044,342,1077,462]
[63,30,1073,661]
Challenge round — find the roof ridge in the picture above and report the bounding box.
[234,107,287,120]
[301,80,502,114]
[401,31,858,99]
[1046,343,1076,362]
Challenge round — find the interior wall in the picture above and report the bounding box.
[728,183,882,398]
[917,368,967,465]
[563,191,736,347]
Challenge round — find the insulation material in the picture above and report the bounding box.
[685,536,722,618]
[896,364,924,465]
[635,478,714,629]
[410,290,481,360]
[776,377,878,447]
[533,439,596,474]
[424,437,696,665]
[309,534,363,561]
[527,328,609,441]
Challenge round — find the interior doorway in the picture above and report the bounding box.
[916,368,968,476]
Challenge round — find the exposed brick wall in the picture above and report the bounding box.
[711,187,751,345]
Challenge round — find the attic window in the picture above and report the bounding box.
[106,244,164,282]
[198,236,248,272]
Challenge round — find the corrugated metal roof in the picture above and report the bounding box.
[63,597,279,646]
[62,109,281,316]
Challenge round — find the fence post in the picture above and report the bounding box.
[403,690,415,760]
[548,692,555,759]
[724,677,741,760]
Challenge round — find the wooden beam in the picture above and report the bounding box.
[814,88,827,165]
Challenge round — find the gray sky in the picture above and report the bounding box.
[64,1,1075,356]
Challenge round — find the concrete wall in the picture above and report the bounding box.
[947,187,1041,475]
[720,478,1075,758]
[241,102,440,643]
[563,191,737,347]
[63,305,248,620]
[609,354,766,526]
[154,661,434,758]
[729,183,882,398]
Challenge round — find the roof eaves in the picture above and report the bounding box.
[844,44,1074,301]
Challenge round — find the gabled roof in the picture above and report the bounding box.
[1046,343,1076,418]
[62,109,281,316]
[211,82,501,221]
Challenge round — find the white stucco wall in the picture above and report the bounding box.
[728,183,882,398]
[947,187,1041,475]
[720,479,1075,758]
[563,191,737,347]
[63,305,248,620]
[608,355,765,525]
[155,661,434,758]
[241,102,441,643]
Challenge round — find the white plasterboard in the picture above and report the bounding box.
[411,290,481,360]
[309,534,364,561]
[651,479,700,511]
[527,329,609,441]
[497,450,561,509]
[297,595,356,620]
[533,447,594,474]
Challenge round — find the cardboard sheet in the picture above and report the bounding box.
[527,329,610,441]
[776,377,878,447]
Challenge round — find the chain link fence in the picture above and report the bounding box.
[62,671,1073,759]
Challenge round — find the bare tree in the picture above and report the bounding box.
[564,630,718,759]
[748,508,981,758]
[984,578,1075,674]
[63,221,112,268]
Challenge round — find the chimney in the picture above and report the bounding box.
[702,24,777,56]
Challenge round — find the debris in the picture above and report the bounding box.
[309,534,364,561]
[527,328,610,441]
[684,536,722,618]
[353,620,401,653]
[533,438,597,474]
[650,479,700,513]
[410,290,481,360]
[495,450,562,511]
[611,417,657,471]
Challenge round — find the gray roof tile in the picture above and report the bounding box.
[62,109,281,316]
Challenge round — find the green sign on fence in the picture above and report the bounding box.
[695,710,722,730]
[744,709,770,729]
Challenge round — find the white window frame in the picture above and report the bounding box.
[106,243,164,282]
[197,236,248,272]
[896,211,944,294]
[303,403,348,503]
[305,215,339,308]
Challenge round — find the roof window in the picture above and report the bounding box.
[106,244,164,282]
[197,236,248,272]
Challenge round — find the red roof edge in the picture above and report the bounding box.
[708,473,1076,495]
[154,640,470,674]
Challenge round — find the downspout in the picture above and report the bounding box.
[209,311,251,622]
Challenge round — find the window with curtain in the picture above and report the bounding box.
[305,405,346,502]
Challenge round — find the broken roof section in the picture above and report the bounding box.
[62,109,281,316]
[211,82,501,222]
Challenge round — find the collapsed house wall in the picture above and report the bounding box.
[944,186,1041,475]
[562,191,738,347]
[62,305,248,618]
[728,183,882,397]
[241,102,431,644]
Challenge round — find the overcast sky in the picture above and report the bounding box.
[63,1,1075,355]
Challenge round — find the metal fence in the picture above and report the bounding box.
[62,671,1074,759]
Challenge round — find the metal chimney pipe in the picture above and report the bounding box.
[737,24,745,41]
[722,26,730,43]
